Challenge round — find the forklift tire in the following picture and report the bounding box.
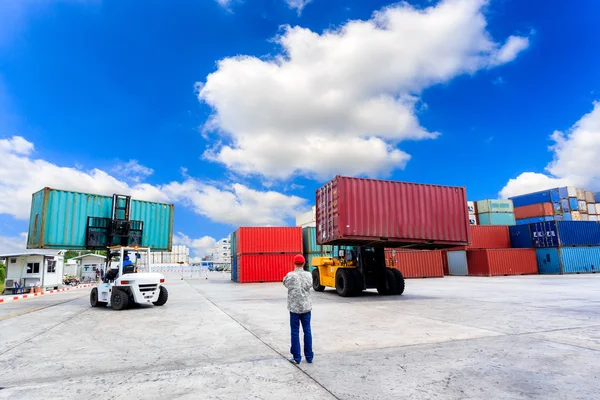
[350,269,364,295]
[153,286,169,306]
[111,288,129,310]
[90,288,107,308]
[336,269,355,297]
[377,269,397,295]
[391,269,405,295]
[312,269,325,292]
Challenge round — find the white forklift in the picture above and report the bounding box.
[90,245,168,310]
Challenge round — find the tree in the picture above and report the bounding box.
[0,263,6,283]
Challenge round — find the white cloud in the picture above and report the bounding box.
[286,0,311,15]
[196,0,530,180]
[112,160,154,183]
[173,232,217,260]
[0,233,28,254]
[163,179,307,226]
[0,136,307,228]
[499,102,600,198]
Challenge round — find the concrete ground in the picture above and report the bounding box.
[1,271,599,399]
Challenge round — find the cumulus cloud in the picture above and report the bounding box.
[499,102,600,198]
[196,0,530,180]
[0,233,28,254]
[0,136,307,227]
[286,0,311,15]
[173,232,217,260]
[163,179,307,226]
[112,160,154,183]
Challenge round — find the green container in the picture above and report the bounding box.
[476,199,514,214]
[302,227,333,255]
[27,187,174,251]
[477,212,516,226]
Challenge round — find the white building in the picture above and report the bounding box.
[68,254,106,280]
[1,250,65,294]
[208,238,231,269]
[149,245,190,266]
[296,206,316,228]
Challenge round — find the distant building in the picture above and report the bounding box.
[207,238,231,269]
[149,245,190,266]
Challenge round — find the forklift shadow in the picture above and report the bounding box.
[315,289,440,302]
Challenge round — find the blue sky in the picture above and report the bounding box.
[1,0,600,258]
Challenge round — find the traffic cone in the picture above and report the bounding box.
[36,285,42,294]
[29,286,34,294]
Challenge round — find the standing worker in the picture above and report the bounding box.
[283,254,314,364]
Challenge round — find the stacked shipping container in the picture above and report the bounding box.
[473,199,516,226]
[385,249,445,278]
[230,227,303,283]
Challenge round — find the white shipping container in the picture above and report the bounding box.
[590,215,599,222]
[447,250,468,276]
[588,203,597,215]
[581,214,589,221]
[596,203,600,215]
[467,201,475,214]
[576,188,586,201]
[469,215,477,225]
[566,186,577,198]
[296,206,316,227]
[572,211,581,220]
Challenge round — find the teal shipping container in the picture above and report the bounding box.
[476,199,514,214]
[27,188,174,251]
[305,253,326,272]
[477,212,516,226]
[230,231,237,257]
[302,227,333,255]
[536,247,600,274]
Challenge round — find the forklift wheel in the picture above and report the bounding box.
[335,269,355,297]
[111,288,129,310]
[390,269,405,295]
[90,288,107,308]
[153,286,169,306]
[312,269,325,292]
[377,269,397,295]
[350,269,364,295]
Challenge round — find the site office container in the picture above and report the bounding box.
[466,249,538,276]
[476,199,514,214]
[384,249,444,279]
[509,189,560,208]
[468,226,510,249]
[316,176,470,249]
[27,187,174,251]
[234,227,302,255]
[236,254,296,283]
[514,203,554,220]
[302,227,333,255]
[530,221,600,248]
[536,247,600,274]
[509,225,533,248]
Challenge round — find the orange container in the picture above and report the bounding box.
[466,249,538,276]
[385,249,444,278]
[467,226,510,249]
[514,203,554,220]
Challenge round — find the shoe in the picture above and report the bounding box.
[306,359,313,363]
[288,358,300,365]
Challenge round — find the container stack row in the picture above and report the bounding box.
[230,227,303,283]
[510,221,600,274]
[470,199,516,226]
[445,226,538,277]
[509,186,600,224]
[385,249,445,278]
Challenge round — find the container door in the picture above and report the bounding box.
[535,248,561,274]
[560,199,570,212]
[447,251,468,276]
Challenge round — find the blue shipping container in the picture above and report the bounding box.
[560,199,570,212]
[27,188,174,251]
[569,198,579,211]
[563,212,573,221]
[478,212,516,226]
[595,192,600,203]
[536,247,600,274]
[558,187,569,199]
[231,256,238,281]
[553,202,562,215]
[302,227,333,255]
[516,216,555,225]
[530,221,600,248]
[509,225,533,248]
[510,189,561,208]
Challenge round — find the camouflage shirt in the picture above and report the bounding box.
[283,267,313,314]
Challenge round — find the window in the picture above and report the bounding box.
[47,260,56,273]
[10,258,16,264]
[27,263,40,274]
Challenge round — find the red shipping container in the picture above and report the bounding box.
[316,176,470,249]
[235,227,302,255]
[441,251,449,275]
[467,226,510,249]
[236,254,297,283]
[466,249,538,276]
[385,249,444,278]
[514,203,554,220]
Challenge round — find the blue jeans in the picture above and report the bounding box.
[290,311,313,363]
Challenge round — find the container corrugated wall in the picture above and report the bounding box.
[302,227,332,255]
[477,212,516,226]
[234,227,302,255]
[385,250,444,278]
[514,203,554,220]
[316,176,470,249]
[27,188,174,251]
[467,249,538,276]
[476,199,514,213]
[509,189,560,207]
[468,226,510,249]
[509,225,533,248]
[231,256,238,281]
[536,248,600,274]
[530,221,600,247]
[236,254,296,283]
[447,250,468,276]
